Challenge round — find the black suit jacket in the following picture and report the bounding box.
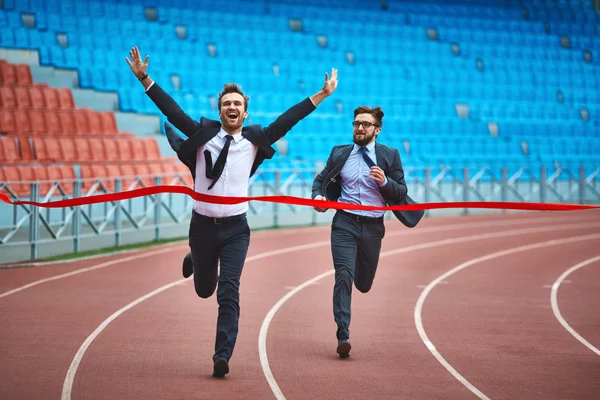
[145,82,317,180]
[312,143,424,228]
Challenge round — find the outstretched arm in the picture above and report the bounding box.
[263,68,338,144]
[126,46,200,137]
[311,147,336,212]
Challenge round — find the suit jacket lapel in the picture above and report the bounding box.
[330,145,353,179]
[374,142,385,169]
[242,125,275,158]
[178,117,221,158]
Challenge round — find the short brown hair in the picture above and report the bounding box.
[353,106,384,127]
[218,83,250,111]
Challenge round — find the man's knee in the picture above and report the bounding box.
[216,278,240,302]
[194,280,217,299]
[335,267,353,283]
[354,280,373,293]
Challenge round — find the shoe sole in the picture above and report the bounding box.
[337,341,351,358]
[213,359,229,378]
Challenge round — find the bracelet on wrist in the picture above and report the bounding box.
[139,74,148,81]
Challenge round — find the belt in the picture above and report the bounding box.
[339,210,383,224]
[193,210,246,225]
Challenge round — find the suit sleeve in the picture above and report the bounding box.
[379,148,408,201]
[311,147,335,199]
[145,82,201,137]
[263,97,317,144]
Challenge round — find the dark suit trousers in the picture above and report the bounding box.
[331,210,385,341]
[188,210,250,362]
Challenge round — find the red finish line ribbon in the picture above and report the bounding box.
[1,185,599,212]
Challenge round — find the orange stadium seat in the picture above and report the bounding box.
[18,137,34,162]
[142,137,160,160]
[13,86,32,108]
[0,136,19,164]
[0,86,17,108]
[56,88,75,109]
[41,87,60,109]
[14,64,33,85]
[118,164,137,189]
[42,110,62,135]
[115,138,132,160]
[2,165,27,197]
[101,137,118,161]
[85,111,103,135]
[74,137,93,161]
[28,86,46,109]
[0,109,17,135]
[58,137,77,163]
[0,62,16,85]
[99,111,118,134]
[56,111,76,135]
[72,110,90,135]
[133,164,153,187]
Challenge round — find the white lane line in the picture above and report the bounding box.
[0,214,585,299]
[259,220,600,400]
[551,254,600,357]
[414,233,600,400]
[0,245,187,299]
[0,242,185,269]
[62,216,550,400]
[61,239,341,400]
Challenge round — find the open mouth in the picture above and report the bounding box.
[227,111,238,120]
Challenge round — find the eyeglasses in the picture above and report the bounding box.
[352,121,379,129]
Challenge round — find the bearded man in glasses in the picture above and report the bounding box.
[311,106,423,359]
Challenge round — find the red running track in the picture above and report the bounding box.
[1,211,599,400]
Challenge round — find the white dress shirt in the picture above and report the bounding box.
[194,129,257,217]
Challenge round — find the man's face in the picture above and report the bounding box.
[219,93,247,131]
[352,113,380,146]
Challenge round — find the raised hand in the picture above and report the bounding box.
[125,46,149,79]
[321,68,338,96]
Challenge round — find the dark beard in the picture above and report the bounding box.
[353,134,372,146]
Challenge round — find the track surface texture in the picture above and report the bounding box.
[2,211,599,400]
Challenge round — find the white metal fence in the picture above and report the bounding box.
[1,165,599,264]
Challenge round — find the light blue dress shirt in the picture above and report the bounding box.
[338,142,388,218]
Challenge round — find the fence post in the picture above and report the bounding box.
[72,180,81,254]
[154,176,162,241]
[273,171,280,228]
[501,167,508,213]
[29,182,39,260]
[462,168,469,215]
[424,168,431,218]
[579,166,586,205]
[114,178,121,248]
[540,167,547,203]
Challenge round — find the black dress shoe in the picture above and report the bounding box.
[212,358,229,378]
[337,339,351,358]
[182,252,193,278]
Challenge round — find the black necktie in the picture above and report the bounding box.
[205,135,234,190]
[360,146,375,168]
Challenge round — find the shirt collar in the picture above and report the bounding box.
[353,141,376,153]
[217,128,243,143]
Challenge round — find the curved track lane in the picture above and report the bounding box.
[1,211,598,400]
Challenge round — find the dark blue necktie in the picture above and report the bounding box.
[360,146,375,168]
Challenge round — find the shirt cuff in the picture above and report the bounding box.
[144,81,155,92]
[380,176,388,187]
[309,97,316,106]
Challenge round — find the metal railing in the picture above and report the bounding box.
[1,165,599,263]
